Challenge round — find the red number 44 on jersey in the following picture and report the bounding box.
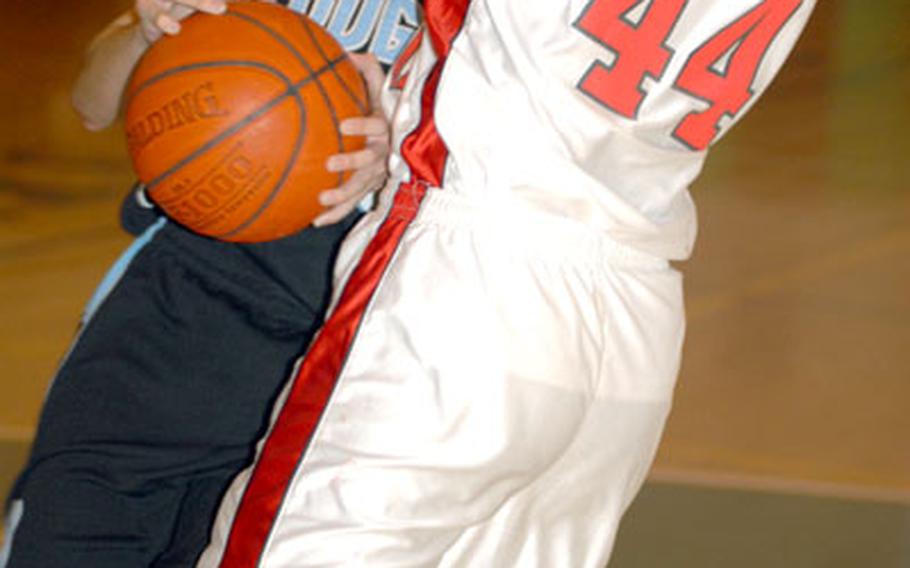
[575,0,804,151]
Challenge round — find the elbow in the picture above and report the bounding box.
[81,118,108,132]
[70,90,114,132]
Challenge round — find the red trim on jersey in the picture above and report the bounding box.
[389,29,423,90]
[216,1,471,566]
[401,0,469,187]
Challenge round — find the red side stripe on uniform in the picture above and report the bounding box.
[401,0,471,187]
[217,1,471,565]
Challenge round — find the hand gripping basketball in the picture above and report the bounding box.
[124,2,370,242]
[135,0,227,44]
[314,53,389,227]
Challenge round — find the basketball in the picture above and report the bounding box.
[123,2,369,242]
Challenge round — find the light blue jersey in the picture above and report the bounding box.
[287,0,419,68]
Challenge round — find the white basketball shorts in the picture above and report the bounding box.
[199,186,686,567]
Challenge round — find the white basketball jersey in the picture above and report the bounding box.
[196,4,817,567]
[383,0,815,260]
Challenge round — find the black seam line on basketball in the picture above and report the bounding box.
[226,11,347,189]
[298,18,369,115]
[144,56,347,193]
[169,51,348,239]
[213,92,307,238]
[140,59,296,191]
[226,10,346,190]
[129,59,293,100]
[175,142,278,231]
[135,59,301,235]
[154,141,244,208]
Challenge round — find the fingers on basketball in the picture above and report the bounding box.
[124,2,369,241]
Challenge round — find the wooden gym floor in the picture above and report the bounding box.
[1,1,908,565]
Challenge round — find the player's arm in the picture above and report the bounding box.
[71,0,226,131]
[314,53,391,227]
[71,10,150,131]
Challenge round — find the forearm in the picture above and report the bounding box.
[71,11,150,131]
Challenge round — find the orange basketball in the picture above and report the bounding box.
[123,2,368,242]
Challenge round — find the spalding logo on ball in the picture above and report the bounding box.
[123,2,368,242]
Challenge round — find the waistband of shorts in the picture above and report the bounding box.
[408,188,669,270]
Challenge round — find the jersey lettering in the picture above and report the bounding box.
[326,0,385,53]
[370,0,421,64]
[672,0,803,150]
[575,0,688,119]
[576,0,804,150]
[288,0,419,67]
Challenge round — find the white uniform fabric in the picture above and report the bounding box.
[203,190,684,567]
[200,1,815,566]
[381,0,815,261]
